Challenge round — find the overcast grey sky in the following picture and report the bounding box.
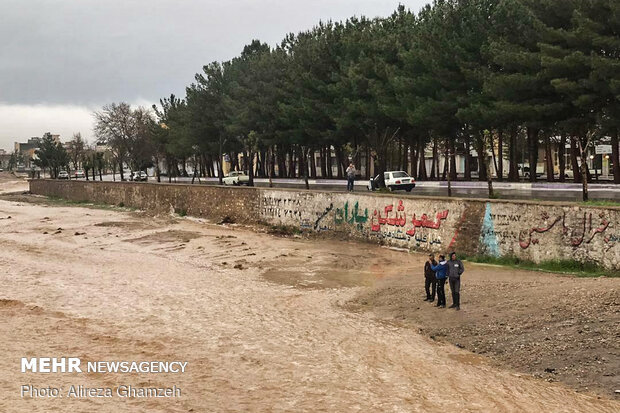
[0,0,429,150]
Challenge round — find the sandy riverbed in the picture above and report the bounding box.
[0,173,618,412]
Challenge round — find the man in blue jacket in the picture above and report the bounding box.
[430,255,448,308]
[446,252,465,310]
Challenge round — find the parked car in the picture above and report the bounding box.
[517,164,544,178]
[368,171,416,192]
[132,171,148,182]
[74,170,85,179]
[222,171,249,186]
[58,171,69,180]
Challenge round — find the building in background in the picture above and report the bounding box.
[14,134,61,169]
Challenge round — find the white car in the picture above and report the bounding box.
[368,171,415,192]
[58,171,69,180]
[132,171,148,182]
[222,171,249,186]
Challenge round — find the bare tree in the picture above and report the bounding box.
[94,103,137,181]
[67,132,85,173]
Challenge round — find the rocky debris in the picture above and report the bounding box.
[218,216,235,225]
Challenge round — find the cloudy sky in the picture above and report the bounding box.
[0,0,429,150]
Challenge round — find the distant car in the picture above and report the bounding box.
[368,171,415,192]
[0,168,4,172]
[58,171,69,180]
[517,164,544,178]
[222,171,249,186]
[74,170,85,179]
[132,171,148,182]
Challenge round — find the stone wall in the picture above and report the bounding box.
[29,180,620,270]
[29,180,260,224]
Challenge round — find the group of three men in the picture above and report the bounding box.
[423,252,465,310]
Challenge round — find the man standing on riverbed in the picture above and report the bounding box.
[447,252,464,310]
[424,253,437,302]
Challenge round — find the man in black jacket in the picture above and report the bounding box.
[424,253,437,302]
[446,252,465,310]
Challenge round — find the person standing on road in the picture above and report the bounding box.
[424,253,437,302]
[431,255,448,308]
[447,252,464,310]
[346,163,356,192]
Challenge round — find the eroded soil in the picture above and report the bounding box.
[0,173,618,412]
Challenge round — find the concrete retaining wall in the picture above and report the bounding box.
[29,180,260,224]
[29,180,620,270]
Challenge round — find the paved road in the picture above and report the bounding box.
[40,174,620,202]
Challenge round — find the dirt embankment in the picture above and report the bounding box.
[345,264,619,397]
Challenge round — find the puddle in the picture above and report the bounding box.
[261,268,377,289]
[124,230,201,245]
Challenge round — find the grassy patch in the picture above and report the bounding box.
[43,196,135,211]
[462,255,618,278]
[267,224,301,236]
[581,200,620,208]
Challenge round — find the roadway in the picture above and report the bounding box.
[54,174,620,202]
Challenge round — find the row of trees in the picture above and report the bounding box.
[31,132,109,180]
[93,0,619,199]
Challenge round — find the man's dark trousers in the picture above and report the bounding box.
[425,277,436,301]
[347,177,354,191]
[449,278,460,307]
[436,278,446,306]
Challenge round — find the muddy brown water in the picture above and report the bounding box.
[0,177,618,412]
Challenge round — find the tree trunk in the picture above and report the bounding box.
[288,149,296,178]
[365,144,371,179]
[446,145,452,197]
[326,146,333,178]
[570,136,581,183]
[558,133,566,182]
[497,130,504,181]
[410,136,417,179]
[402,140,409,175]
[464,134,471,180]
[119,155,125,181]
[449,137,457,181]
[320,147,327,177]
[508,127,518,181]
[527,127,539,182]
[578,137,589,202]
[430,136,437,180]
[310,149,317,178]
[303,148,310,190]
[612,129,620,184]
[545,135,554,182]
[476,133,487,181]
[248,150,254,186]
[418,138,427,180]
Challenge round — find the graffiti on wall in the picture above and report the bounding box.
[335,201,369,230]
[478,204,522,253]
[518,211,611,249]
[261,196,304,221]
[480,203,500,257]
